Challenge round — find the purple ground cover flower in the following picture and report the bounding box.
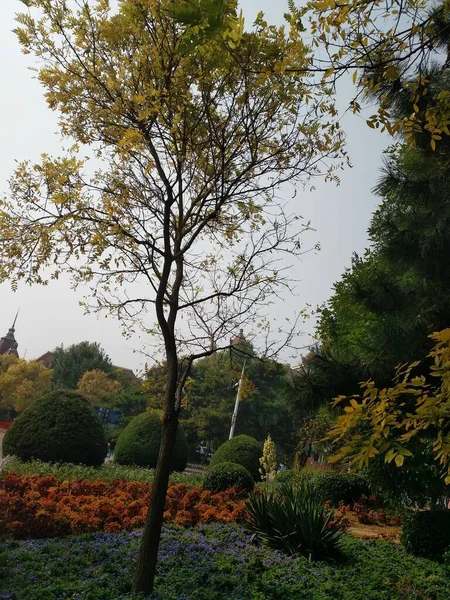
[1,524,450,600]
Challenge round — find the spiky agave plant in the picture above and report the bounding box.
[244,480,344,560]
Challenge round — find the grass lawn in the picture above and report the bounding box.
[1,524,449,600]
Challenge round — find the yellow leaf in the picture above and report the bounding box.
[431,138,436,151]
[323,67,334,79]
[394,454,404,467]
[385,449,396,463]
[384,66,399,80]
[352,71,358,85]
[398,447,413,457]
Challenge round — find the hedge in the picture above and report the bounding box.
[209,435,262,480]
[204,462,254,493]
[3,390,107,466]
[401,510,450,561]
[114,410,187,471]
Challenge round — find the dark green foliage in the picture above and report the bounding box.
[314,77,450,392]
[178,346,295,454]
[244,481,344,559]
[209,434,262,480]
[274,469,302,487]
[286,346,366,419]
[114,410,188,471]
[51,341,113,389]
[309,471,370,506]
[203,461,254,493]
[363,443,448,508]
[3,390,107,466]
[110,384,148,419]
[401,510,450,561]
[303,70,450,504]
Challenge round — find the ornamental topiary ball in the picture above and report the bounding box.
[204,461,254,493]
[114,410,188,471]
[209,434,262,480]
[3,389,107,466]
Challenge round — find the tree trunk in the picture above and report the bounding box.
[132,410,179,594]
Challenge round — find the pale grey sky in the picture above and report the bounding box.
[0,1,389,372]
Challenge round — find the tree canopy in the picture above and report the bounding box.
[0,355,53,415]
[77,369,123,404]
[50,342,113,390]
[168,0,450,148]
[145,344,294,453]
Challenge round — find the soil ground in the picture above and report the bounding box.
[347,516,400,542]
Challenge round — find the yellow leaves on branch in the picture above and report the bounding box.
[305,0,450,148]
[326,328,450,483]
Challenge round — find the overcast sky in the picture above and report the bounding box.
[0,1,389,373]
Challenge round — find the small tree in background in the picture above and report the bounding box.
[260,433,277,481]
[51,342,113,390]
[0,355,52,415]
[78,369,123,405]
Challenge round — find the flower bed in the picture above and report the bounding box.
[2,524,450,600]
[0,473,245,538]
[0,456,204,486]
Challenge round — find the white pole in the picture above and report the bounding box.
[229,362,245,439]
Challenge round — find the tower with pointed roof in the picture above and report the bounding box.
[230,329,245,346]
[0,312,19,357]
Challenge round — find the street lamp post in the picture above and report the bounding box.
[229,362,245,439]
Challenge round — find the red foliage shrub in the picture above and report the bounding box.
[0,473,246,539]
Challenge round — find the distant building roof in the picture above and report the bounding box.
[35,351,53,368]
[291,349,317,372]
[231,329,245,346]
[0,312,19,357]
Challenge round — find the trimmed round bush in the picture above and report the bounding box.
[401,510,450,561]
[114,410,188,471]
[3,390,107,466]
[310,471,370,505]
[275,469,302,487]
[204,461,254,493]
[209,435,262,480]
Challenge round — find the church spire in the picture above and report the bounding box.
[0,311,20,357]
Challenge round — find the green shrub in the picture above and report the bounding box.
[114,411,187,471]
[401,510,450,561]
[244,481,344,559]
[309,471,369,505]
[203,461,254,493]
[209,435,262,480]
[274,469,302,487]
[3,390,107,466]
